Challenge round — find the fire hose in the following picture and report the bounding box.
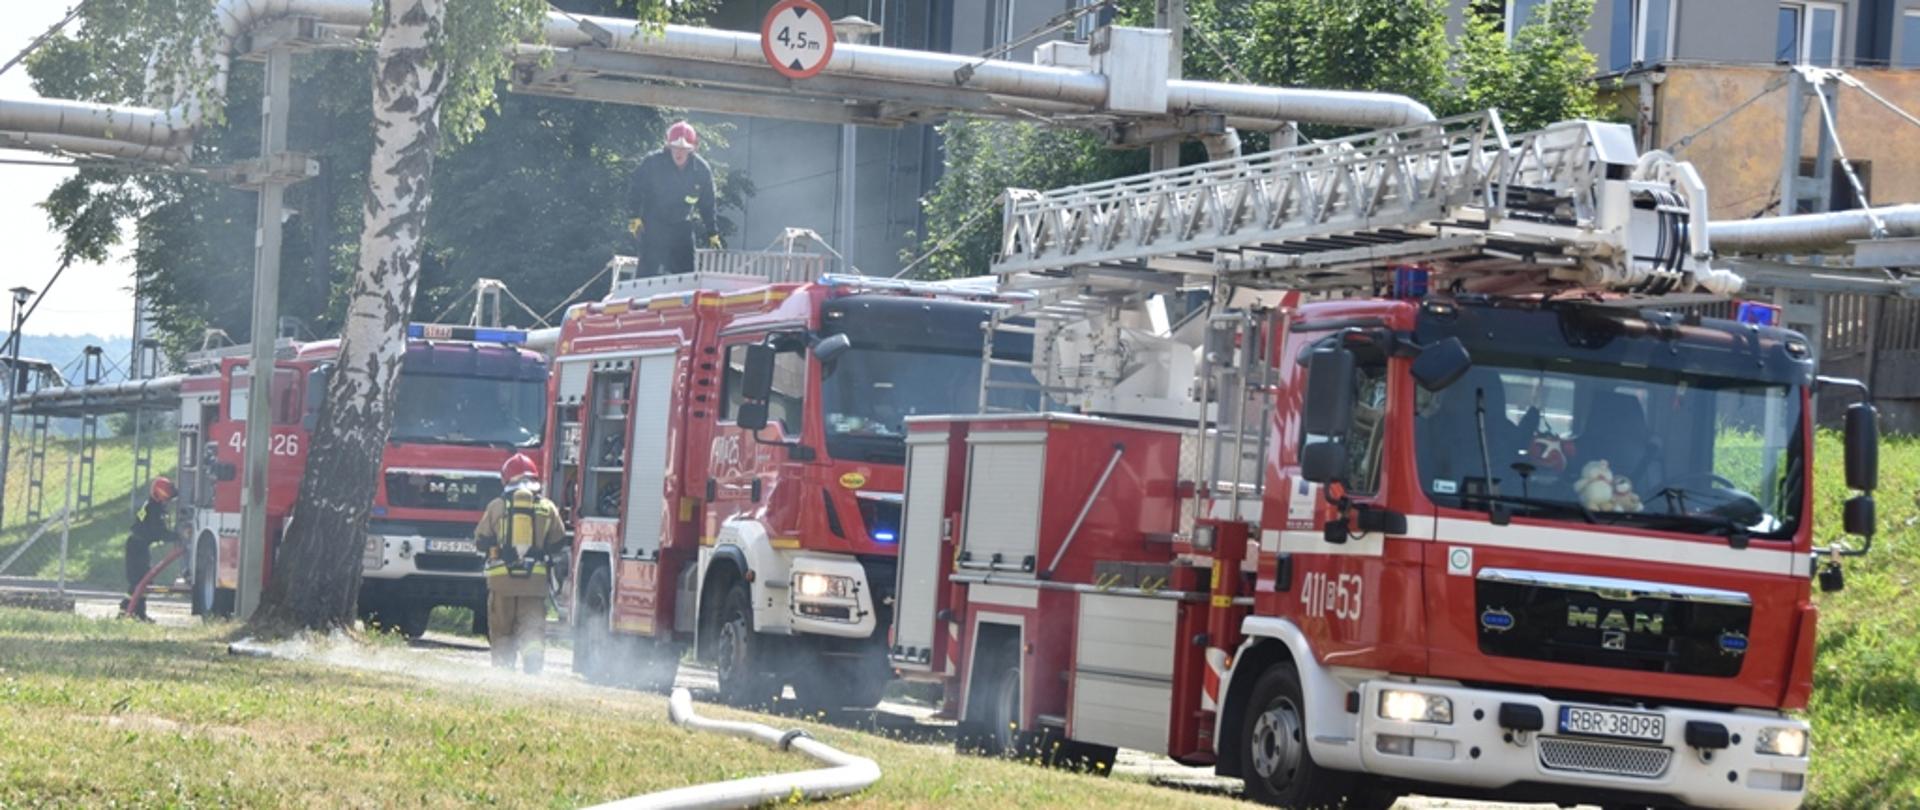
[585,688,881,810]
[121,543,185,619]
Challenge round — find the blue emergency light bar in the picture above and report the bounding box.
[406,323,529,344]
[1734,301,1782,328]
[1392,267,1429,299]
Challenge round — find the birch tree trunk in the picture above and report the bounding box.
[250,0,447,632]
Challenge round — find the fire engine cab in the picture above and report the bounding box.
[545,258,1043,708]
[889,112,1879,809]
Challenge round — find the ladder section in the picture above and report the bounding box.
[993,110,1737,297]
[74,347,103,512]
[25,414,49,522]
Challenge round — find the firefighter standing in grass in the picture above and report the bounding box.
[625,120,720,277]
[474,453,565,673]
[121,477,177,621]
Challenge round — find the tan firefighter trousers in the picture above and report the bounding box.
[487,586,546,674]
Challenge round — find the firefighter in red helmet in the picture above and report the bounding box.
[625,120,720,277]
[122,477,178,621]
[473,453,566,673]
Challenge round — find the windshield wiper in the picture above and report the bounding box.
[1458,491,1599,525]
[1605,511,1755,549]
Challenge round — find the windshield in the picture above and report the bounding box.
[1416,358,1804,539]
[391,372,546,447]
[821,348,1043,464]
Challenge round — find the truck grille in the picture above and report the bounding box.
[1538,737,1672,779]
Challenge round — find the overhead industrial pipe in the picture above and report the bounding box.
[585,688,881,810]
[1709,204,1920,255]
[0,1,1434,159]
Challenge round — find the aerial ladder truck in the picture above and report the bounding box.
[888,110,1880,810]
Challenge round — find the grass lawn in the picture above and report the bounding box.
[1803,429,1920,808]
[1,434,179,589]
[0,609,1242,809]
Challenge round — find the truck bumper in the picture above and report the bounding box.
[361,532,486,606]
[1353,680,1808,810]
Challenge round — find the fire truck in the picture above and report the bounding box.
[887,112,1880,809]
[176,324,548,635]
[542,257,1043,708]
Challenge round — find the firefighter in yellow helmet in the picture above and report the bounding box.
[474,453,566,673]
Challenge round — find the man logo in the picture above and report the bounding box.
[1567,605,1665,636]
[1602,630,1627,650]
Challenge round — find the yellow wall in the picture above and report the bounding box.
[1650,65,1920,220]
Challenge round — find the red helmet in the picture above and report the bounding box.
[150,477,177,501]
[666,120,698,150]
[500,453,540,484]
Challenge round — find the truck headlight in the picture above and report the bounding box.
[1756,726,1808,758]
[794,573,854,600]
[1379,689,1453,725]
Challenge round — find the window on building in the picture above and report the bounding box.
[1796,158,1873,213]
[1506,0,1551,35]
[1901,11,1920,68]
[1636,0,1674,64]
[1778,2,1843,65]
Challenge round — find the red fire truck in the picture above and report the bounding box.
[177,325,548,635]
[542,262,1040,708]
[887,114,1880,809]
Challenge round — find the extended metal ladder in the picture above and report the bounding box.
[991,110,1735,298]
[74,347,103,512]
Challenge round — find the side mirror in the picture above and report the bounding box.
[736,342,776,432]
[212,461,239,482]
[813,333,851,364]
[1411,337,1472,392]
[1844,402,1878,492]
[1844,494,1875,538]
[1300,347,1356,485]
[1301,347,1356,436]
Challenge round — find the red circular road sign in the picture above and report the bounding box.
[761,0,835,80]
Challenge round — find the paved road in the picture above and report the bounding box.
[23,585,1569,810]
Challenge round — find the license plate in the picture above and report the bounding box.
[1558,705,1666,742]
[425,538,478,554]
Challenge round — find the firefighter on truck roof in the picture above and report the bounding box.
[625,120,720,277]
[474,453,565,673]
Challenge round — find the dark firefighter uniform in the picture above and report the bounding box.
[625,147,719,277]
[123,479,177,620]
[474,483,566,673]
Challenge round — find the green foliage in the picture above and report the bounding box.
[26,0,717,353]
[1447,0,1602,130]
[1,434,179,588]
[916,0,1608,274]
[1804,429,1920,807]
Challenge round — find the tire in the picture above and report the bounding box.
[1240,664,1353,809]
[191,537,217,618]
[713,579,779,706]
[984,661,1022,756]
[398,604,431,640]
[573,565,613,683]
[791,653,890,712]
[469,601,490,637]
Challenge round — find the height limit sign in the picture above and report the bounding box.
[761,0,834,80]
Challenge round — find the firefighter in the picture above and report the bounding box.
[122,477,177,621]
[473,453,566,673]
[625,120,720,277]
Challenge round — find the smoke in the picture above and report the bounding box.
[226,629,664,700]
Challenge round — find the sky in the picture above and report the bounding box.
[0,1,136,340]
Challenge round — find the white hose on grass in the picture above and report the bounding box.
[586,688,882,810]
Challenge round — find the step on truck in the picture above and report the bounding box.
[889,112,1880,809]
[543,257,1043,708]
[181,325,548,636]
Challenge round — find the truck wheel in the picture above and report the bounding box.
[1240,665,1352,809]
[714,580,779,706]
[984,661,1022,756]
[398,604,431,640]
[191,538,217,618]
[792,655,889,712]
[574,566,613,683]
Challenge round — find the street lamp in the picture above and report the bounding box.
[1,286,36,530]
[831,16,883,275]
